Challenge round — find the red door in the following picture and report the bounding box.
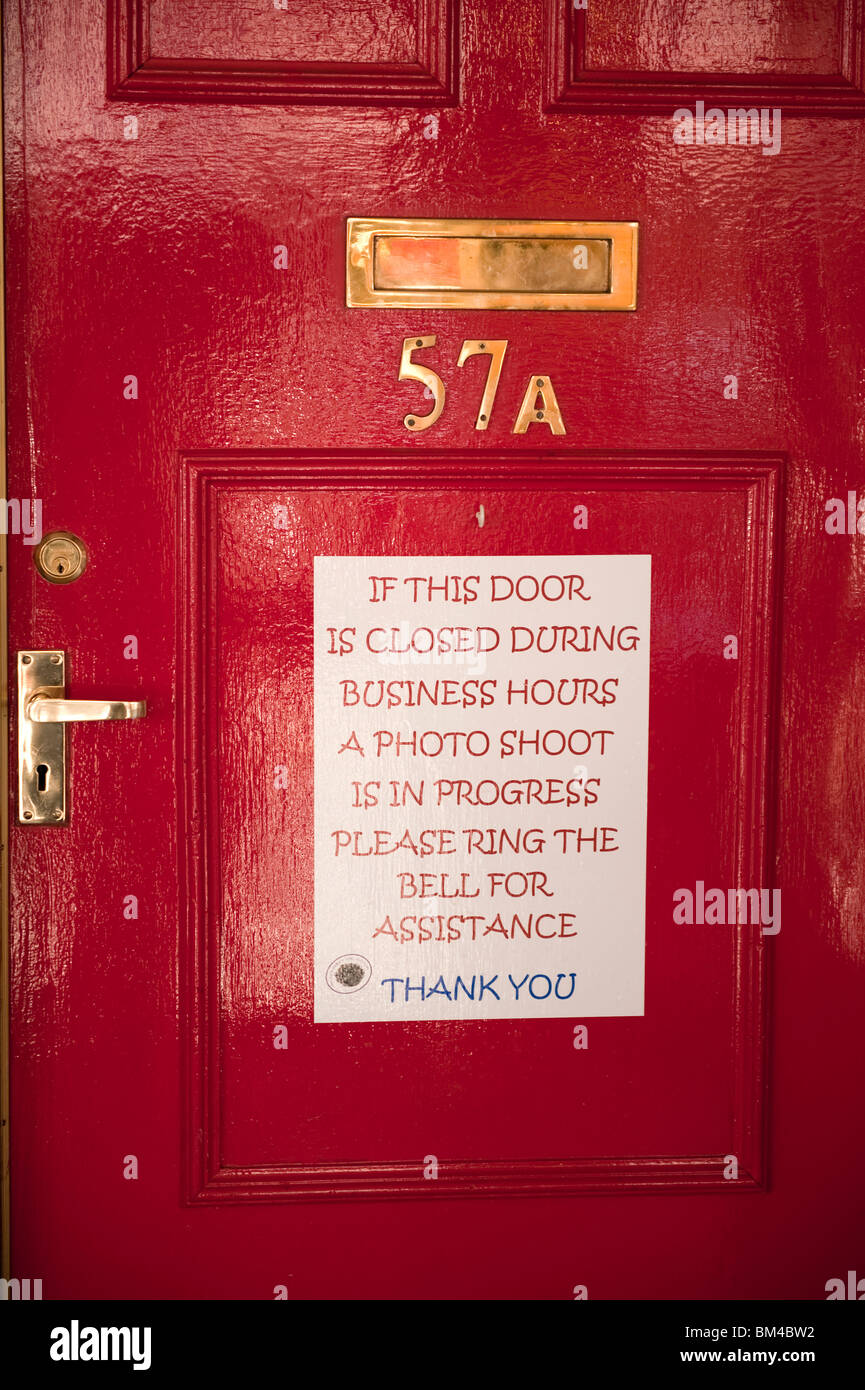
[4,0,864,1301]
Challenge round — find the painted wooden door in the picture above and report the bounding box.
[4,0,864,1300]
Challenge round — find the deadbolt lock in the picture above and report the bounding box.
[18,651,147,823]
[33,531,87,584]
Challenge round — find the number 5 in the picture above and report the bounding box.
[399,336,445,431]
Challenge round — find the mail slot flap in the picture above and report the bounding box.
[347,218,639,310]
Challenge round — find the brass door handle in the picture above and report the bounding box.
[27,696,147,723]
[18,650,148,823]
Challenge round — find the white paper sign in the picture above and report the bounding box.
[314,556,650,1022]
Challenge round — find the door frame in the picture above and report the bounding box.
[1,33,11,1282]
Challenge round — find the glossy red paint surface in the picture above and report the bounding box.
[5,0,865,1298]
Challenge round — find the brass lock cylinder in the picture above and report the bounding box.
[33,531,88,584]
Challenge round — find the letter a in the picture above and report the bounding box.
[338,731,365,756]
[672,888,694,924]
[672,109,695,145]
[512,376,566,435]
[50,1328,71,1362]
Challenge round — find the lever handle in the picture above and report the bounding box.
[28,696,147,723]
[18,650,148,824]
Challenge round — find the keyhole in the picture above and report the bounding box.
[56,562,65,573]
[36,764,49,792]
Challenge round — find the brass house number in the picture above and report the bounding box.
[399,336,567,435]
[347,218,639,437]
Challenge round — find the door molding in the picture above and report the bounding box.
[544,0,865,115]
[0,36,11,1277]
[180,449,781,1205]
[107,0,460,107]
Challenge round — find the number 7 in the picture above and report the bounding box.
[457,340,508,430]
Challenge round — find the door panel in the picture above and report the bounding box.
[183,454,776,1199]
[549,0,865,111]
[108,0,458,104]
[5,0,864,1299]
